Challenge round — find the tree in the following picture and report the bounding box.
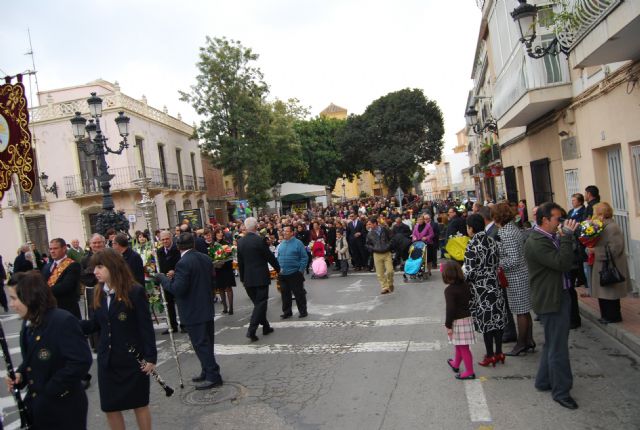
[294,116,346,188]
[338,88,444,192]
[180,36,269,200]
[268,99,309,186]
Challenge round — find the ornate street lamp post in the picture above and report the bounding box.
[70,92,131,235]
[341,174,346,202]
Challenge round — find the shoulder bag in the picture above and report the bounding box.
[599,244,625,286]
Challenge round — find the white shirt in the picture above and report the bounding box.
[103,284,115,308]
[485,221,495,232]
[180,248,192,257]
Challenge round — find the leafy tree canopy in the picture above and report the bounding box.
[294,116,346,188]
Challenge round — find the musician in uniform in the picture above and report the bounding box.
[80,248,157,430]
[5,271,92,430]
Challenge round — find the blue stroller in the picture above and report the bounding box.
[403,241,427,281]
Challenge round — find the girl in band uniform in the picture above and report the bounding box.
[5,271,92,429]
[81,248,157,430]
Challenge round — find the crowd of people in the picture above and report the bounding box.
[0,184,633,427]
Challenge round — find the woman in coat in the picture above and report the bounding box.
[81,248,157,430]
[6,271,92,430]
[493,203,534,356]
[463,214,506,367]
[588,202,632,323]
[412,214,435,276]
[213,227,236,315]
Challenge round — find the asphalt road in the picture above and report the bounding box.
[1,269,639,429]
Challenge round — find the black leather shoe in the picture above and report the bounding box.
[554,397,578,410]
[298,312,308,318]
[280,313,293,319]
[195,379,223,390]
[455,373,475,380]
[263,327,274,335]
[246,333,259,342]
[191,375,206,383]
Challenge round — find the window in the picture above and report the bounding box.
[166,200,177,228]
[158,144,167,186]
[136,137,145,178]
[190,153,198,190]
[183,199,192,210]
[176,149,184,189]
[630,144,640,213]
[541,34,562,83]
[564,169,580,210]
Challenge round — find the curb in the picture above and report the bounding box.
[578,301,640,357]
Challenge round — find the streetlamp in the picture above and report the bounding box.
[341,174,346,202]
[271,183,281,216]
[70,92,131,234]
[465,106,498,136]
[39,172,58,198]
[511,0,569,59]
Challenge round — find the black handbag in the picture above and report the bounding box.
[599,245,626,286]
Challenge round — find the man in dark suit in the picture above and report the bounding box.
[80,233,107,351]
[157,230,184,334]
[42,238,82,319]
[157,232,222,390]
[13,244,33,273]
[237,217,280,342]
[346,212,366,271]
[112,233,145,286]
[0,255,7,312]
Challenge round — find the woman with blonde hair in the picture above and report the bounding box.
[81,248,157,430]
[588,202,632,324]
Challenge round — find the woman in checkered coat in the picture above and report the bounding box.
[493,203,535,356]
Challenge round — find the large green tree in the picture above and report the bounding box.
[179,36,269,200]
[294,116,346,188]
[339,88,444,192]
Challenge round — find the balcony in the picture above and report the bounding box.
[493,47,572,129]
[63,165,181,198]
[5,187,45,208]
[197,176,206,191]
[184,175,195,191]
[566,0,640,68]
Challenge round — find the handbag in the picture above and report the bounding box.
[497,267,508,288]
[599,245,626,286]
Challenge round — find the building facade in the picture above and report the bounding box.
[467,0,640,292]
[0,80,206,257]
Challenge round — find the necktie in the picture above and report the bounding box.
[51,262,57,273]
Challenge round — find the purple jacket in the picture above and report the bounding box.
[412,222,434,244]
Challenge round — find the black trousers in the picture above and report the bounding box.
[0,283,7,311]
[186,320,222,382]
[245,285,270,334]
[598,298,622,321]
[569,286,582,327]
[279,272,307,315]
[349,239,366,268]
[164,290,180,330]
[502,288,517,340]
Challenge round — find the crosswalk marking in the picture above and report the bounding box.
[239,316,442,329]
[215,340,441,355]
[465,379,492,423]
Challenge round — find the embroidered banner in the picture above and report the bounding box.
[0,76,35,201]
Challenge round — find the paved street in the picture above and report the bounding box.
[2,270,640,429]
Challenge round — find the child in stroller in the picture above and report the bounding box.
[311,240,328,279]
[403,241,428,281]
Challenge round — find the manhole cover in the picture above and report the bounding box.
[181,382,245,406]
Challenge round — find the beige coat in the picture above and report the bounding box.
[591,219,632,300]
[335,236,351,260]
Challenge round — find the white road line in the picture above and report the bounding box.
[214,340,441,355]
[237,316,441,330]
[464,379,492,423]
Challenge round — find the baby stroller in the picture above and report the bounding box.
[311,240,328,279]
[403,241,427,281]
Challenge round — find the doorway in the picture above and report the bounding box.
[26,215,49,256]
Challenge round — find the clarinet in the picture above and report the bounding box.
[127,344,174,397]
[0,322,31,429]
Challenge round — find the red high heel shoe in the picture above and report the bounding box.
[478,355,497,367]
[495,353,506,364]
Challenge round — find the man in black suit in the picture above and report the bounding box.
[112,233,145,286]
[0,255,7,311]
[42,238,82,319]
[157,230,184,334]
[237,217,280,342]
[157,232,222,390]
[13,244,33,273]
[346,212,366,271]
[80,233,107,351]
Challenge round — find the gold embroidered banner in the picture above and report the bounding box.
[0,77,35,201]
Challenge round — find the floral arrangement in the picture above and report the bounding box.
[209,243,234,268]
[578,219,604,265]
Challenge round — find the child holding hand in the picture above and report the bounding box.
[443,260,476,380]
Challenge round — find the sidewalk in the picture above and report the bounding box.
[577,286,640,357]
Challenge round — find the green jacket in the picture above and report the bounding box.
[67,248,86,263]
[524,229,574,314]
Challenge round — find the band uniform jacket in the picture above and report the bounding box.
[237,232,280,287]
[159,249,216,325]
[42,260,82,319]
[17,308,92,429]
[80,284,157,412]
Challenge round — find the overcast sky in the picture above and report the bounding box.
[2,0,481,182]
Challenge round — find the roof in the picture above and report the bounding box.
[320,103,347,115]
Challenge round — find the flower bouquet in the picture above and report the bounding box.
[578,219,604,265]
[209,243,234,268]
